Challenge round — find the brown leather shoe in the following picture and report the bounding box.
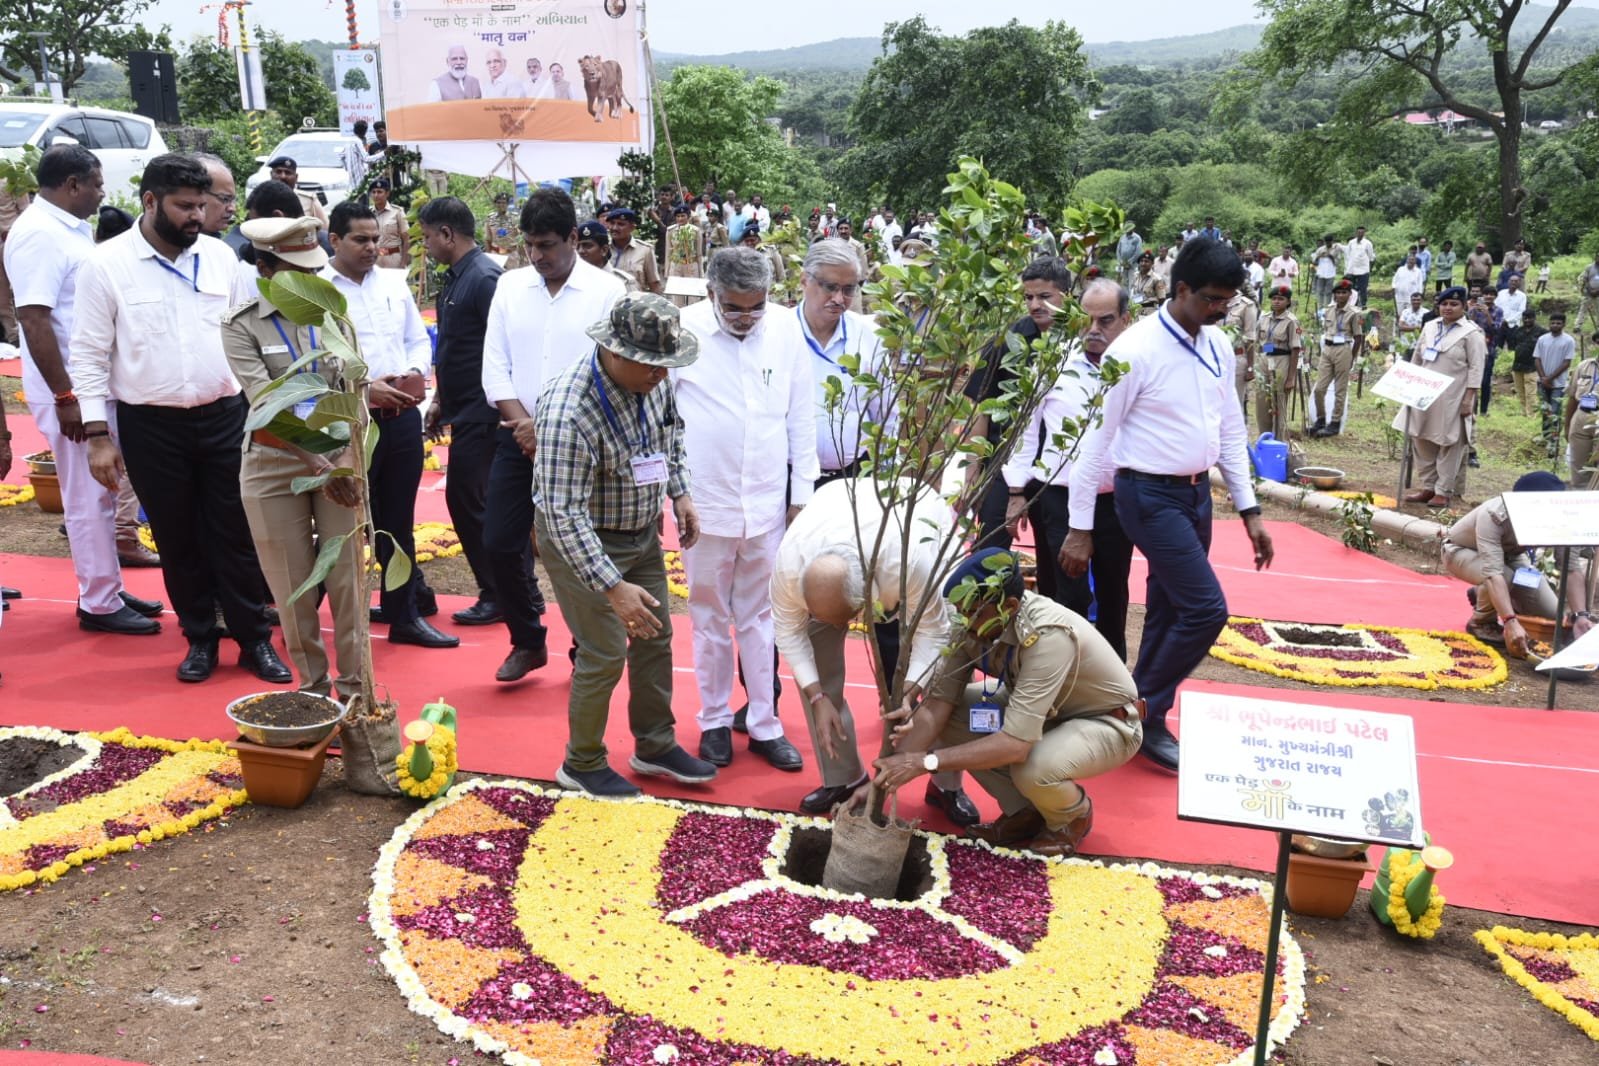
[116,539,162,568]
[1402,488,1434,503]
[965,807,1044,846]
[1425,494,1450,507]
[1027,795,1094,858]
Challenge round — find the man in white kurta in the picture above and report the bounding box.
[676,246,818,772]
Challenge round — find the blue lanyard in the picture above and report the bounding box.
[797,306,845,368]
[590,350,649,451]
[1158,309,1223,378]
[270,318,318,375]
[978,644,1011,695]
[155,253,199,292]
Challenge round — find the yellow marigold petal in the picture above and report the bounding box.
[1124,1022,1237,1062]
[398,930,518,1010]
[387,853,492,916]
[410,793,527,841]
[1170,972,1270,1033]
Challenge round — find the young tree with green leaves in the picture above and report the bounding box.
[0,0,169,95]
[839,18,1099,214]
[1243,0,1580,249]
[177,33,336,128]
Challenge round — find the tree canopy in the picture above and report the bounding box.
[177,33,336,129]
[837,18,1099,213]
[0,0,169,95]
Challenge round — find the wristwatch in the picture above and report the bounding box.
[922,752,940,773]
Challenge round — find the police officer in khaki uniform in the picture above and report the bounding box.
[1225,284,1260,421]
[870,549,1142,859]
[483,192,518,258]
[222,216,365,700]
[1564,352,1599,487]
[1255,285,1304,438]
[1311,277,1364,437]
[371,179,410,271]
[1128,249,1166,309]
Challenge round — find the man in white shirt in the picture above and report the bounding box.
[8,145,163,637]
[675,247,815,773]
[481,47,524,98]
[771,477,973,818]
[1002,279,1135,661]
[1063,238,1276,772]
[482,188,626,672]
[1310,234,1340,311]
[740,193,772,234]
[1267,245,1299,295]
[877,208,903,259]
[1340,225,1375,305]
[322,200,456,649]
[1498,272,1528,332]
[1398,291,1428,357]
[74,154,288,684]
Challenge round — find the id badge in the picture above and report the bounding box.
[968,700,1002,734]
[1512,566,1542,589]
[1262,342,1276,354]
[1422,347,1440,363]
[1581,393,1599,412]
[292,399,318,421]
[1331,334,1348,345]
[631,452,668,486]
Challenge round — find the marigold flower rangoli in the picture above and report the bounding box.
[370,780,1305,1065]
[1210,616,1506,691]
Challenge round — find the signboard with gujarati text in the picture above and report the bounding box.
[1371,359,1453,411]
[1501,490,1599,547]
[1176,692,1425,848]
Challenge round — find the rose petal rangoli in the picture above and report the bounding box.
[371,780,1307,1065]
[1211,616,1506,690]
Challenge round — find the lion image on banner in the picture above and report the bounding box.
[579,54,634,121]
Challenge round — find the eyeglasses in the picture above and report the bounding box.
[210,193,237,207]
[715,296,767,320]
[1193,291,1234,308]
[807,276,860,298]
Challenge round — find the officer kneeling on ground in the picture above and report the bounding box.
[869,548,1144,858]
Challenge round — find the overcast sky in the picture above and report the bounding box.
[139,0,1276,54]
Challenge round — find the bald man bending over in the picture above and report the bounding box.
[770,477,976,822]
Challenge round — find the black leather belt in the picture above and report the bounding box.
[1117,468,1207,486]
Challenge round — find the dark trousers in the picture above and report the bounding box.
[1027,484,1133,662]
[482,427,547,649]
[118,395,269,645]
[368,406,424,624]
[1114,473,1228,727]
[1350,272,1370,305]
[976,474,1013,550]
[441,419,497,600]
[1479,351,1496,414]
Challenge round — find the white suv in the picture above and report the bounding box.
[244,131,366,209]
[0,103,169,193]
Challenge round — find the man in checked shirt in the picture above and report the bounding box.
[534,293,718,797]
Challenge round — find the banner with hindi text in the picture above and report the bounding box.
[378,0,648,179]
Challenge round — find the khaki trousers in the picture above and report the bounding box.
[240,447,364,699]
[1311,342,1353,426]
[537,520,679,774]
[939,683,1141,830]
[1234,358,1252,422]
[1256,354,1295,437]
[1511,370,1535,416]
[1442,543,1562,622]
[1410,436,1468,500]
[1569,414,1599,487]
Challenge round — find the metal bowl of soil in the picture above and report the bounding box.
[226,691,344,748]
[1294,466,1345,490]
[1291,833,1368,860]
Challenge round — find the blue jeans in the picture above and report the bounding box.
[1113,473,1229,727]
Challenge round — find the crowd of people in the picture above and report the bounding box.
[2,142,1590,859]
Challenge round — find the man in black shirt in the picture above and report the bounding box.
[420,198,506,631]
[962,256,1074,549]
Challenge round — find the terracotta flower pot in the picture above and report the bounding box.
[228,725,339,808]
[28,472,63,514]
[1284,848,1372,919]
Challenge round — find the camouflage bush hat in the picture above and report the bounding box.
[586,293,700,368]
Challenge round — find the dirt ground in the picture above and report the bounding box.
[2,374,1597,1065]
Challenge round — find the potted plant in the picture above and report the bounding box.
[229,270,415,795]
[1284,834,1372,919]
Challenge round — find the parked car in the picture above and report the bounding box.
[0,103,168,192]
[244,131,366,209]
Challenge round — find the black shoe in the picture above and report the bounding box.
[416,586,439,617]
[1140,721,1180,773]
[555,762,642,797]
[1468,453,1481,469]
[0,587,19,600]
[239,640,293,683]
[699,726,733,767]
[76,605,161,635]
[1307,420,1325,436]
[629,745,717,784]
[924,779,980,826]
[369,606,389,625]
[388,618,460,648]
[495,645,547,682]
[177,637,221,683]
[731,703,749,734]
[452,599,503,626]
[799,775,868,815]
[748,735,803,772]
[118,591,165,618]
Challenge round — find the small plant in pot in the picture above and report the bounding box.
[225,269,417,796]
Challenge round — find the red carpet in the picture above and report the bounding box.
[0,1055,150,1065]
[2,532,1597,923]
